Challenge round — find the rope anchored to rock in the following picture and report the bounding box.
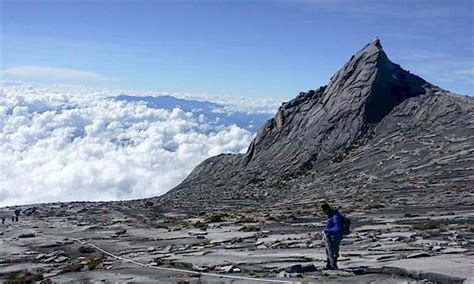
[39,233,291,283]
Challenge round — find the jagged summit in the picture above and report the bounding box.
[239,38,429,173]
[371,37,382,48]
[363,37,383,51]
[164,39,473,203]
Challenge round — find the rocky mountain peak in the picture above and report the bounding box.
[242,39,429,171]
[327,37,385,89]
[324,37,427,123]
[166,39,472,201]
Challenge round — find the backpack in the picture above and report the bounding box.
[340,214,351,235]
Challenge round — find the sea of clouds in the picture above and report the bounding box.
[0,81,280,207]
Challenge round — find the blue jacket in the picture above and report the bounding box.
[324,209,343,241]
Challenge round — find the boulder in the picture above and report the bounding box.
[78,245,95,254]
[284,264,317,273]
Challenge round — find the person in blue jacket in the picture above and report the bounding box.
[321,202,343,270]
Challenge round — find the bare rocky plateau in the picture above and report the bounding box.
[1,39,473,283]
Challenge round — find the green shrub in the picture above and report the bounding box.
[193,221,208,230]
[204,213,228,223]
[61,262,83,273]
[238,225,261,232]
[6,270,43,283]
[412,223,439,230]
[87,256,105,270]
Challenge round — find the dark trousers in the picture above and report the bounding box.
[325,234,341,269]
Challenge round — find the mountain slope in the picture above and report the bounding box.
[162,39,474,205]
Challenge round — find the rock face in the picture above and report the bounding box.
[164,38,474,203]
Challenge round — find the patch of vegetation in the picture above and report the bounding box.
[6,270,43,283]
[331,143,362,164]
[87,256,105,270]
[153,259,193,270]
[364,203,385,210]
[416,229,441,238]
[332,150,349,163]
[192,221,208,231]
[270,180,284,189]
[154,258,166,266]
[204,212,228,223]
[267,213,291,222]
[412,223,439,231]
[266,215,277,221]
[297,159,314,176]
[238,225,261,232]
[169,261,193,270]
[238,215,259,223]
[61,262,83,273]
[468,226,474,233]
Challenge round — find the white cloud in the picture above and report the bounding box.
[2,66,117,82]
[133,89,281,115]
[0,82,278,207]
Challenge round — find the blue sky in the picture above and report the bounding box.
[1,0,473,99]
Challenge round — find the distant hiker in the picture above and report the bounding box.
[14,209,21,222]
[321,202,351,270]
[0,211,6,224]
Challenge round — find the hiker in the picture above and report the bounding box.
[321,202,344,270]
[0,211,6,225]
[14,209,21,222]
